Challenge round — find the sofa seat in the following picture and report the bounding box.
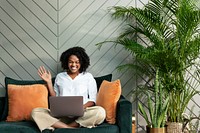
[0,121,41,133]
[52,123,119,133]
[0,121,119,133]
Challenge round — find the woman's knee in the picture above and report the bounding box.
[95,106,106,122]
[31,107,49,119]
[76,106,106,127]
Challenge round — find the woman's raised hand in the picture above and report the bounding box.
[38,66,52,83]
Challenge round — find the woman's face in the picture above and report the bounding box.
[68,55,81,74]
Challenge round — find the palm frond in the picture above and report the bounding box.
[97,0,200,124]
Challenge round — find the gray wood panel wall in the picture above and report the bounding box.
[0,0,139,97]
[1,0,200,132]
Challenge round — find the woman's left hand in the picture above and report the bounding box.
[83,101,95,109]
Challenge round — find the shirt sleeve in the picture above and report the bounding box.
[53,75,60,96]
[88,74,97,103]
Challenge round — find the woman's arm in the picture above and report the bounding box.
[85,74,97,109]
[38,66,56,96]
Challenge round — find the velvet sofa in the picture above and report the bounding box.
[0,74,132,133]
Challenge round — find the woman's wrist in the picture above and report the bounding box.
[46,80,52,85]
[83,101,95,109]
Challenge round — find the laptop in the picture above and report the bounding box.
[49,96,84,117]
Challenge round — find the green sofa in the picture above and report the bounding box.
[0,74,132,133]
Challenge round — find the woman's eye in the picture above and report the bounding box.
[68,61,79,64]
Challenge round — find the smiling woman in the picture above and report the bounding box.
[31,46,106,132]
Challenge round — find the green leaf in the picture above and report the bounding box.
[138,102,151,126]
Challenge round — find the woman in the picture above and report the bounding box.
[31,46,106,132]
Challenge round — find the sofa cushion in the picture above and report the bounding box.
[96,79,121,124]
[6,84,48,121]
[0,121,42,133]
[0,122,119,133]
[1,77,48,121]
[53,123,119,133]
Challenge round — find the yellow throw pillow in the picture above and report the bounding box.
[96,79,121,124]
[6,84,48,121]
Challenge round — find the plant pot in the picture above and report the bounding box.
[166,122,183,133]
[146,126,166,133]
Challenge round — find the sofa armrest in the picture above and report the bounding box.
[116,95,132,133]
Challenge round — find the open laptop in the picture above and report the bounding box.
[49,96,84,117]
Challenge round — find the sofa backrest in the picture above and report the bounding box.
[0,97,5,120]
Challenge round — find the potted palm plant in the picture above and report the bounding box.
[97,0,200,132]
[138,70,169,133]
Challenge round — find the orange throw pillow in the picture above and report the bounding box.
[7,84,48,121]
[96,79,121,124]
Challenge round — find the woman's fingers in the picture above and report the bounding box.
[38,66,47,76]
[38,66,42,76]
[41,66,46,73]
[47,70,51,76]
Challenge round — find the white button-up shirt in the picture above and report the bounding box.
[54,72,97,104]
